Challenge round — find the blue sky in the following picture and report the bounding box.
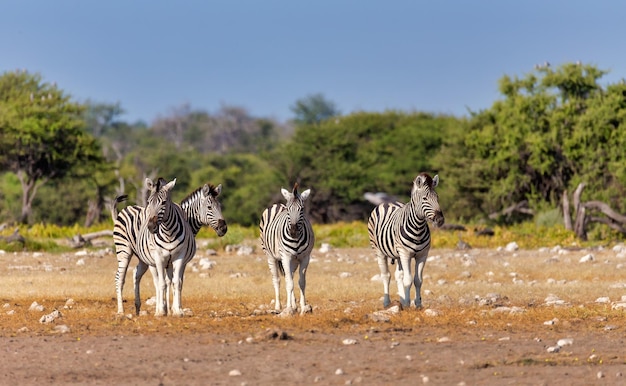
[2,1,625,124]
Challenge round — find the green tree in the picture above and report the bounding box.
[436,63,626,223]
[290,93,340,125]
[273,111,455,223]
[0,70,104,224]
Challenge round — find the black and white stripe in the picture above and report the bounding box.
[259,183,315,316]
[114,177,197,316]
[115,183,228,315]
[368,173,444,308]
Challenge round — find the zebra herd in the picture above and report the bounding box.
[112,172,444,317]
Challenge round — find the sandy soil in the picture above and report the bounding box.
[1,246,626,385]
[3,328,625,385]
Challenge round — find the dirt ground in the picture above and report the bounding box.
[1,246,626,385]
[2,328,626,385]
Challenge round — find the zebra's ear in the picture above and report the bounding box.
[432,175,439,188]
[281,188,291,200]
[300,189,311,201]
[164,178,176,191]
[145,178,155,191]
[215,184,222,196]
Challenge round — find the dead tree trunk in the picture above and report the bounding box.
[562,190,572,231]
[563,182,626,240]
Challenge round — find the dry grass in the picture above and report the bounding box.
[1,243,625,338]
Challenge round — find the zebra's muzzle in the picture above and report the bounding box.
[216,220,228,237]
[432,211,445,228]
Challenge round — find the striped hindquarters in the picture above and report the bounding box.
[113,205,144,262]
[368,201,431,258]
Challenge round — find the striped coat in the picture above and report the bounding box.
[114,183,227,315]
[115,177,196,317]
[260,183,315,316]
[368,173,444,308]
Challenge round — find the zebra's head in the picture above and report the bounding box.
[199,183,227,237]
[411,173,444,228]
[281,183,311,238]
[144,177,176,234]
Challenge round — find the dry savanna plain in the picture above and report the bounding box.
[1,232,626,385]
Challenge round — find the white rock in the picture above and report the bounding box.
[39,309,61,324]
[505,242,519,252]
[339,272,352,278]
[595,297,610,303]
[29,301,44,312]
[342,338,358,345]
[579,254,594,263]
[236,245,254,255]
[228,369,242,376]
[547,346,560,353]
[335,368,344,375]
[75,250,88,256]
[557,338,573,346]
[319,243,332,253]
[76,258,85,266]
[198,257,216,270]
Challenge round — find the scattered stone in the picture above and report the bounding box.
[64,299,75,309]
[319,243,332,253]
[335,368,344,375]
[437,337,451,343]
[423,309,440,317]
[76,258,85,266]
[339,272,352,278]
[595,297,610,303]
[236,245,254,256]
[579,254,594,263]
[557,338,573,346]
[229,369,242,376]
[53,324,70,333]
[505,242,519,252]
[39,309,61,324]
[29,301,44,312]
[198,257,216,270]
[547,346,560,353]
[342,338,358,345]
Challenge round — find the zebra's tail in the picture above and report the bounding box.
[110,194,129,223]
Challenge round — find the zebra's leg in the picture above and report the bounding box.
[153,259,168,317]
[398,253,413,308]
[394,263,404,303]
[375,251,392,308]
[170,259,185,317]
[166,264,174,315]
[413,256,428,308]
[267,257,281,312]
[133,261,149,315]
[298,255,312,315]
[281,255,296,315]
[115,251,133,315]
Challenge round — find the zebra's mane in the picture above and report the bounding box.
[418,172,434,186]
[181,183,219,205]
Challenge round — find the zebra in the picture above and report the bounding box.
[113,182,227,316]
[114,177,196,317]
[259,183,315,316]
[368,173,444,309]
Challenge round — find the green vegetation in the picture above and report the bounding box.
[1,62,626,247]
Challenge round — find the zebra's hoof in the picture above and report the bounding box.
[278,307,296,318]
[300,304,313,315]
